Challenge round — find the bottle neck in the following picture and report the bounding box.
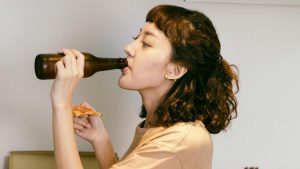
[83,54,127,77]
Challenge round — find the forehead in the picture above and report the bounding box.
[141,22,167,40]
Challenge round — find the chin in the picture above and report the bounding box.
[119,84,137,91]
[118,77,135,90]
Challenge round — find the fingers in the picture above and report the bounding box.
[71,49,85,77]
[74,116,91,129]
[73,116,91,138]
[59,49,74,71]
[55,48,84,79]
[74,129,86,138]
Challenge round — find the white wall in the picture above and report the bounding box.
[1,0,299,169]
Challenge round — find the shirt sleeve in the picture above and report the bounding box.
[110,142,182,169]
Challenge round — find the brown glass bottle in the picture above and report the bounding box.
[34,52,127,80]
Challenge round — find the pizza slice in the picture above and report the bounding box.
[72,105,102,117]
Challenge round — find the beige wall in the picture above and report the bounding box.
[1,0,299,169]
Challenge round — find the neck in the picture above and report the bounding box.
[139,84,172,128]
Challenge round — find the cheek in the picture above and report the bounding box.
[118,59,166,90]
[135,58,166,79]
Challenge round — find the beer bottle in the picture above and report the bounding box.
[34,52,127,80]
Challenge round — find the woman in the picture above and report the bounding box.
[51,4,239,169]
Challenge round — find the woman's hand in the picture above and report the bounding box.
[74,103,117,169]
[50,49,85,108]
[73,103,107,144]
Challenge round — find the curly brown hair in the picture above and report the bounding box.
[139,5,239,134]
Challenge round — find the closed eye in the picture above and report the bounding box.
[142,41,151,48]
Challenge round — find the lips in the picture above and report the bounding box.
[121,66,130,74]
[121,57,131,74]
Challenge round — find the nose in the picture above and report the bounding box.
[124,43,136,57]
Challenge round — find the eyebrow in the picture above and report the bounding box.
[140,28,159,39]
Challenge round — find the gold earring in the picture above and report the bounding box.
[165,74,172,80]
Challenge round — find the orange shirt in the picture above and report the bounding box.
[111,120,213,169]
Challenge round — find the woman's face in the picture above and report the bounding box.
[118,22,173,93]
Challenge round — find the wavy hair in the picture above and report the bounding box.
[140,5,239,134]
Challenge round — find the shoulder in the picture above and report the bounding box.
[114,120,212,169]
[147,120,212,152]
[176,121,213,158]
[147,120,213,168]
[180,120,212,150]
[171,120,213,168]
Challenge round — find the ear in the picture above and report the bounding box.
[166,62,187,81]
